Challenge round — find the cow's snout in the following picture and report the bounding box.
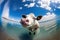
[20,18,29,27]
[21,19,29,23]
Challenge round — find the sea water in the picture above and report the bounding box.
[0,16,60,40]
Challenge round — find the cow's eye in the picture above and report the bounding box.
[26,20,29,22]
[22,15,26,18]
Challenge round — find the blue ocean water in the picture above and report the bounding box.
[0,16,60,40]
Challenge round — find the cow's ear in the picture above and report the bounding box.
[36,16,42,20]
[22,14,26,18]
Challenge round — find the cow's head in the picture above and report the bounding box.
[20,13,42,27]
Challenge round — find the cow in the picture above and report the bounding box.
[20,13,42,35]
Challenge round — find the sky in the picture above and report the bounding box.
[0,0,60,20]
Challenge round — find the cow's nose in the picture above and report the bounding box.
[22,15,26,18]
[20,19,25,24]
[26,19,29,22]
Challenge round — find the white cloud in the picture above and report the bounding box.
[19,7,23,9]
[40,4,51,10]
[24,4,28,6]
[22,0,26,2]
[37,0,60,10]
[51,0,60,3]
[37,0,51,10]
[24,0,51,10]
[22,0,35,2]
[28,3,35,8]
[23,0,60,10]
[24,3,35,8]
[24,0,60,10]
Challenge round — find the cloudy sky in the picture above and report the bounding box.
[0,0,60,20]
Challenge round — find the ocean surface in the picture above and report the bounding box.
[0,16,60,40]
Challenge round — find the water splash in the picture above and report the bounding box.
[1,0,9,29]
[2,1,9,18]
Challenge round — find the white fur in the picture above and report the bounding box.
[21,13,40,35]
